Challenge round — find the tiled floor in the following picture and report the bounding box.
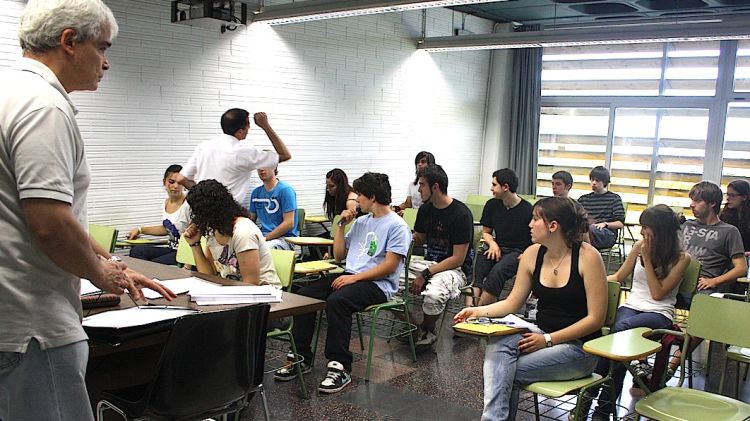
[241,309,750,420]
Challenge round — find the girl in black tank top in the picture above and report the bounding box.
[454,197,608,421]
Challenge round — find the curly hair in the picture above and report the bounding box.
[186,179,249,237]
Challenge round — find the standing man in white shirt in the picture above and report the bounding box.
[176,109,292,204]
[0,1,174,420]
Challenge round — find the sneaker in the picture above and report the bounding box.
[273,353,313,381]
[414,329,437,352]
[318,361,351,394]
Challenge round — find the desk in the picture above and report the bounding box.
[86,257,325,413]
[115,238,169,248]
[305,215,330,235]
[286,236,334,247]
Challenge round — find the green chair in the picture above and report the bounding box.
[524,280,621,421]
[635,295,750,421]
[402,207,418,231]
[466,203,484,224]
[354,243,417,382]
[296,208,305,234]
[175,236,207,268]
[723,346,750,399]
[518,194,538,204]
[89,224,118,254]
[466,194,492,205]
[599,202,629,272]
[266,249,309,398]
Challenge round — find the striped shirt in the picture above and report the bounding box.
[577,191,625,232]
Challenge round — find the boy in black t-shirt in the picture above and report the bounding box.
[410,165,474,350]
[476,169,533,306]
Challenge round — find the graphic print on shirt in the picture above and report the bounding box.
[215,244,241,281]
[424,218,451,263]
[682,224,721,259]
[354,231,379,259]
[252,198,280,213]
[163,218,180,249]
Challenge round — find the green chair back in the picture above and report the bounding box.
[687,295,750,349]
[331,215,353,237]
[466,194,492,205]
[89,224,118,253]
[466,203,484,223]
[175,236,207,267]
[271,249,296,291]
[296,208,305,233]
[519,194,538,204]
[402,207,418,230]
[679,259,701,295]
[605,280,621,327]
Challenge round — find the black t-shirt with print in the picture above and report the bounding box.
[414,199,474,275]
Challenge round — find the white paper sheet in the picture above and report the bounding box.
[80,278,101,295]
[82,306,197,329]
[137,278,191,300]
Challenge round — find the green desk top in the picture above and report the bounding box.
[286,236,334,246]
[583,327,661,362]
[305,215,330,223]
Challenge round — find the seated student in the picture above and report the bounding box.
[720,179,750,252]
[455,197,607,421]
[182,179,281,289]
[249,167,298,250]
[475,168,533,306]
[324,168,359,221]
[577,166,625,250]
[584,204,690,420]
[127,164,190,265]
[409,164,474,349]
[394,151,435,215]
[551,170,573,198]
[273,172,411,394]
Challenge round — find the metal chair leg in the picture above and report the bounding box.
[287,333,309,399]
[260,384,271,421]
[365,308,380,382]
[402,303,417,362]
[356,313,365,351]
[533,393,541,421]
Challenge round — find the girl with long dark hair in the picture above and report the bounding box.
[456,197,607,421]
[720,179,750,251]
[323,168,358,221]
[394,151,435,214]
[585,204,690,419]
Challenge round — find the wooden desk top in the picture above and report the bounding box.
[112,257,326,319]
[305,215,330,223]
[115,238,169,247]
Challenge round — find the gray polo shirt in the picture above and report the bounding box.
[0,58,90,352]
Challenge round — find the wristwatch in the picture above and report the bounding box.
[421,268,432,281]
[543,333,553,348]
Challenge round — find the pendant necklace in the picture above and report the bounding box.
[552,250,569,276]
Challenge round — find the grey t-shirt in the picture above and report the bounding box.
[681,219,744,291]
[0,59,90,352]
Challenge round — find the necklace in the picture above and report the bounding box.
[552,250,570,276]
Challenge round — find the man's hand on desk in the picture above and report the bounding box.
[92,259,131,296]
[125,268,177,301]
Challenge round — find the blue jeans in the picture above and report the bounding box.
[129,245,177,265]
[0,338,93,421]
[482,332,597,421]
[591,306,672,414]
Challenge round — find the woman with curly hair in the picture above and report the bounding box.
[183,179,281,288]
[584,204,690,420]
[720,179,750,251]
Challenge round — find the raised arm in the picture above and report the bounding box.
[254,112,291,163]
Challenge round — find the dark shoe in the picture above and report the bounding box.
[318,361,351,394]
[273,353,313,381]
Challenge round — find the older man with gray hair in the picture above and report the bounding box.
[0,1,173,419]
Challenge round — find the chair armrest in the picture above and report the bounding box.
[583,327,662,362]
[644,328,685,339]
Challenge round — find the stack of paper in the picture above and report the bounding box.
[82,306,198,329]
[190,284,282,305]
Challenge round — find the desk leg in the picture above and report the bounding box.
[310,310,323,368]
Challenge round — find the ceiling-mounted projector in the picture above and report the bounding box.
[171,1,248,32]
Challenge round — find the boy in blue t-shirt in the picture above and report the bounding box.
[248,167,298,250]
[274,172,411,394]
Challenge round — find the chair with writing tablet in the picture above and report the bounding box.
[522,280,621,421]
[96,305,271,421]
[89,223,118,254]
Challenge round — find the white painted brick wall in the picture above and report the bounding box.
[0,0,495,238]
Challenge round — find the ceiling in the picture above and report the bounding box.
[451,0,750,26]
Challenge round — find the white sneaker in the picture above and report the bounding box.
[415,330,437,349]
[318,361,351,394]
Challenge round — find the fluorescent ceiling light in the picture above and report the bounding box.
[251,0,504,25]
[419,17,750,51]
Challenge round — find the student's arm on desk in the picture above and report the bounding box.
[410,242,469,294]
[332,252,402,289]
[127,225,168,240]
[698,253,748,290]
[22,198,131,295]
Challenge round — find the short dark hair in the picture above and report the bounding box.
[418,164,449,194]
[352,172,391,205]
[689,181,723,215]
[163,164,182,180]
[552,170,573,188]
[220,108,249,136]
[589,166,611,187]
[492,168,519,193]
